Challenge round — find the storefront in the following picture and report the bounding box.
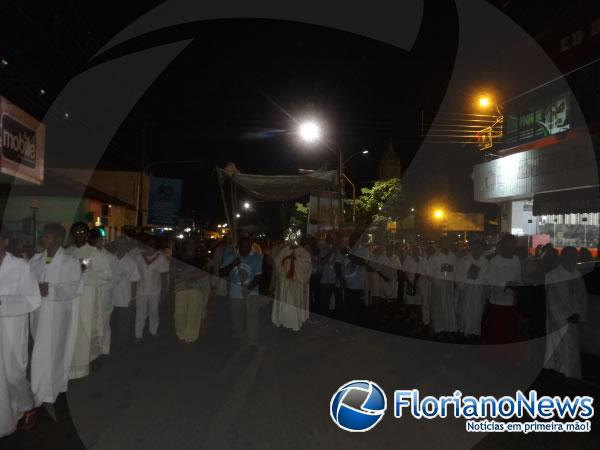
[472,126,599,253]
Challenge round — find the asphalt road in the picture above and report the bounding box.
[3,296,599,450]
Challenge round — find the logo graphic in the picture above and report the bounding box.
[330,380,387,432]
[1,113,37,168]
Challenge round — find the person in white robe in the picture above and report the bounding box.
[65,222,112,379]
[367,245,394,315]
[0,227,42,437]
[88,228,114,356]
[133,235,169,340]
[403,247,420,305]
[454,240,488,341]
[544,247,588,379]
[386,244,401,303]
[30,224,82,408]
[272,238,312,331]
[483,234,522,344]
[417,246,434,326]
[427,238,457,336]
[107,239,140,349]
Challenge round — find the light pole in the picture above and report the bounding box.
[298,120,344,230]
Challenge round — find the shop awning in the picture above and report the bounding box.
[533,186,600,215]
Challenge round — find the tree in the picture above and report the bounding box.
[353,178,408,230]
[289,201,309,229]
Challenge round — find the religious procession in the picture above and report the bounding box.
[1,217,595,440]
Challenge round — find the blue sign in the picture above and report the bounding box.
[147,176,182,225]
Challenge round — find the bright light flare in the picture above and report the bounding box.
[243,201,251,210]
[362,149,369,155]
[433,208,445,220]
[299,121,321,143]
[478,96,491,108]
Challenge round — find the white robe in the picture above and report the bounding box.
[403,256,418,304]
[369,254,394,300]
[386,254,401,300]
[271,246,311,331]
[416,257,431,324]
[65,244,112,379]
[544,265,588,379]
[29,249,82,405]
[0,253,41,437]
[454,254,488,336]
[111,253,140,308]
[484,255,521,306]
[428,251,457,333]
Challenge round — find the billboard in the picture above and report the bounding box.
[147,177,183,225]
[473,132,597,202]
[0,96,46,185]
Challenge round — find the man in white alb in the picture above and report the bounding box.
[65,222,112,379]
[30,224,82,410]
[0,226,41,437]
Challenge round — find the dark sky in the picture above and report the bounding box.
[1,0,598,224]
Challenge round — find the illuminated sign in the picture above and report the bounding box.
[0,97,45,185]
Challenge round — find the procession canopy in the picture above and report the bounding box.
[217,163,337,201]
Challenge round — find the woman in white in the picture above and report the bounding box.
[133,236,169,340]
[544,247,587,379]
[30,224,82,407]
[0,227,42,437]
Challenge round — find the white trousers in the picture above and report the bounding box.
[135,293,160,338]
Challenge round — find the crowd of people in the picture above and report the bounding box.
[0,222,594,438]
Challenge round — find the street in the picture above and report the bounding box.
[4,296,599,450]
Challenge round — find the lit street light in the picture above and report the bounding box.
[298,121,322,143]
[433,208,445,220]
[242,201,251,210]
[478,95,491,108]
[235,213,241,219]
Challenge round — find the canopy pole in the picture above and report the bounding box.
[217,168,231,231]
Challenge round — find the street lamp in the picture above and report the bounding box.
[242,201,251,210]
[433,208,445,220]
[298,119,344,229]
[298,121,322,143]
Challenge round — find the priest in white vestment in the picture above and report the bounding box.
[272,237,312,331]
[454,240,488,340]
[0,228,42,437]
[30,224,82,407]
[65,222,112,379]
[544,247,588,379]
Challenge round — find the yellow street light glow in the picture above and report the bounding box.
[433,208,445,220]
[478,96,491,108]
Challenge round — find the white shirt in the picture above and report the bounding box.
[111,253,141,307]
[134,252,169,296]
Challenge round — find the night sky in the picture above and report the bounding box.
[1,0,595,226]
